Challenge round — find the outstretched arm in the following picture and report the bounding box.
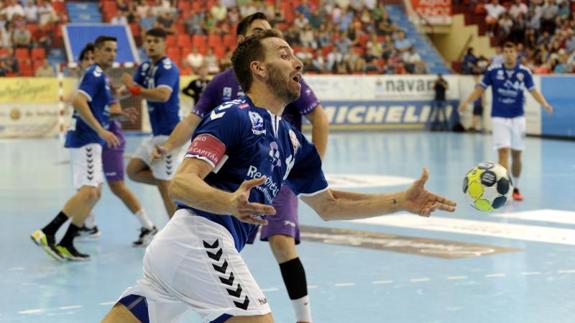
[169,157,276,225]
[301,168,456,220]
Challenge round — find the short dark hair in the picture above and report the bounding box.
[145,27,168,39]
[231,29,283,92]
[236,12,268,36]
[94,36,117,48]
[79,43,94,61]
[503,41,516,49]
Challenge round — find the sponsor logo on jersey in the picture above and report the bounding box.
[288,129,300,153]
[246,165,280,202]
[268,142,281,171]
[249,111,266,135]
[223,87,232,101]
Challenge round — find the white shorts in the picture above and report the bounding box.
[492,116,526,151]
[133,135,182,181]
[70,143,103,189]
[118,209,271,323]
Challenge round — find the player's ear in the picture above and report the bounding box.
[250,60,266,79]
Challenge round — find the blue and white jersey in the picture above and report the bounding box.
[134,56,180,136]
[65,64,114,148]
[479,63,535,118]
[180,97,328,251]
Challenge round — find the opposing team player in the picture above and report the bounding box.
[459,42,553,201]
[31,36,121,261]
[120,28,182,218]
[153,13,328,322]
[103,30,456,323]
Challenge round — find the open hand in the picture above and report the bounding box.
[403,168,456,217]
[229,177,276,225]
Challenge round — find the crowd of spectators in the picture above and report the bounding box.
[460,0,575,74]
[102,0,428,75]
[0,0,65,76]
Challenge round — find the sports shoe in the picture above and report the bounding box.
[76,225,101,239]
[512,188,523,201]
[133,226,158,247]
[55,244,90,261]
[30,230,64,261]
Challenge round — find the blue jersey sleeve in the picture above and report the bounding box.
[193,73,223,118]
[479,67,493,89]
[133,62,146,86]
[522,68,535,91]
[78,67,104,101]
[156,60,179,92]
[192,101,246,152]
[285,130,328,196]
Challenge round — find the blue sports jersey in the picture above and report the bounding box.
[479,63,535,118]
[134,56,180,136]
[65,64,114,148]
[192,69,320,130]
[180,97,328,251]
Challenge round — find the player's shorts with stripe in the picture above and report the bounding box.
[70,143,103,189]
[133,135,182,181]
[116,209,271,323]
[492,116,526,151]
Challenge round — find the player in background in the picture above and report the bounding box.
[102,29,456,323]
[120,28,182,218]
[74,43,158,246]
[459,41,553,201]
[31,36,121,261]
[152,13,329,323]
[182,63,210,105]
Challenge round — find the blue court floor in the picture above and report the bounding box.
[1,131,574,323]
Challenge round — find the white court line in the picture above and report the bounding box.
[307,285,319,289]
[558,269,575,274]
[18,309,44,315]
[352,214,575,246]
[334,283,356,287]
[447,276,468,280]
[493,209,575,225]
[485,273,506,278]
[8,267,25,271]
[372,280,394,284]
[58,305,82,310]
[410,278,430,283]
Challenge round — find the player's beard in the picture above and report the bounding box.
[266,63,300,104]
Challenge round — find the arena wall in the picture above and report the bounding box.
[0,75,572,139]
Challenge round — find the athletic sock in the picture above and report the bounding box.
[42,211,69,236]
[59,223,81,247]
[513,177,520,190]
[84,211,96,228]
[134,209,154,230]
[280,258,312,322]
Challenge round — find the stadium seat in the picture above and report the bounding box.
[177,34,192,47]
[31,48,46,60]
[223,34,236,49]
[19,60,33,76]
[207,34,222,48]
[15,48,30,60]
[166,35,177,47]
